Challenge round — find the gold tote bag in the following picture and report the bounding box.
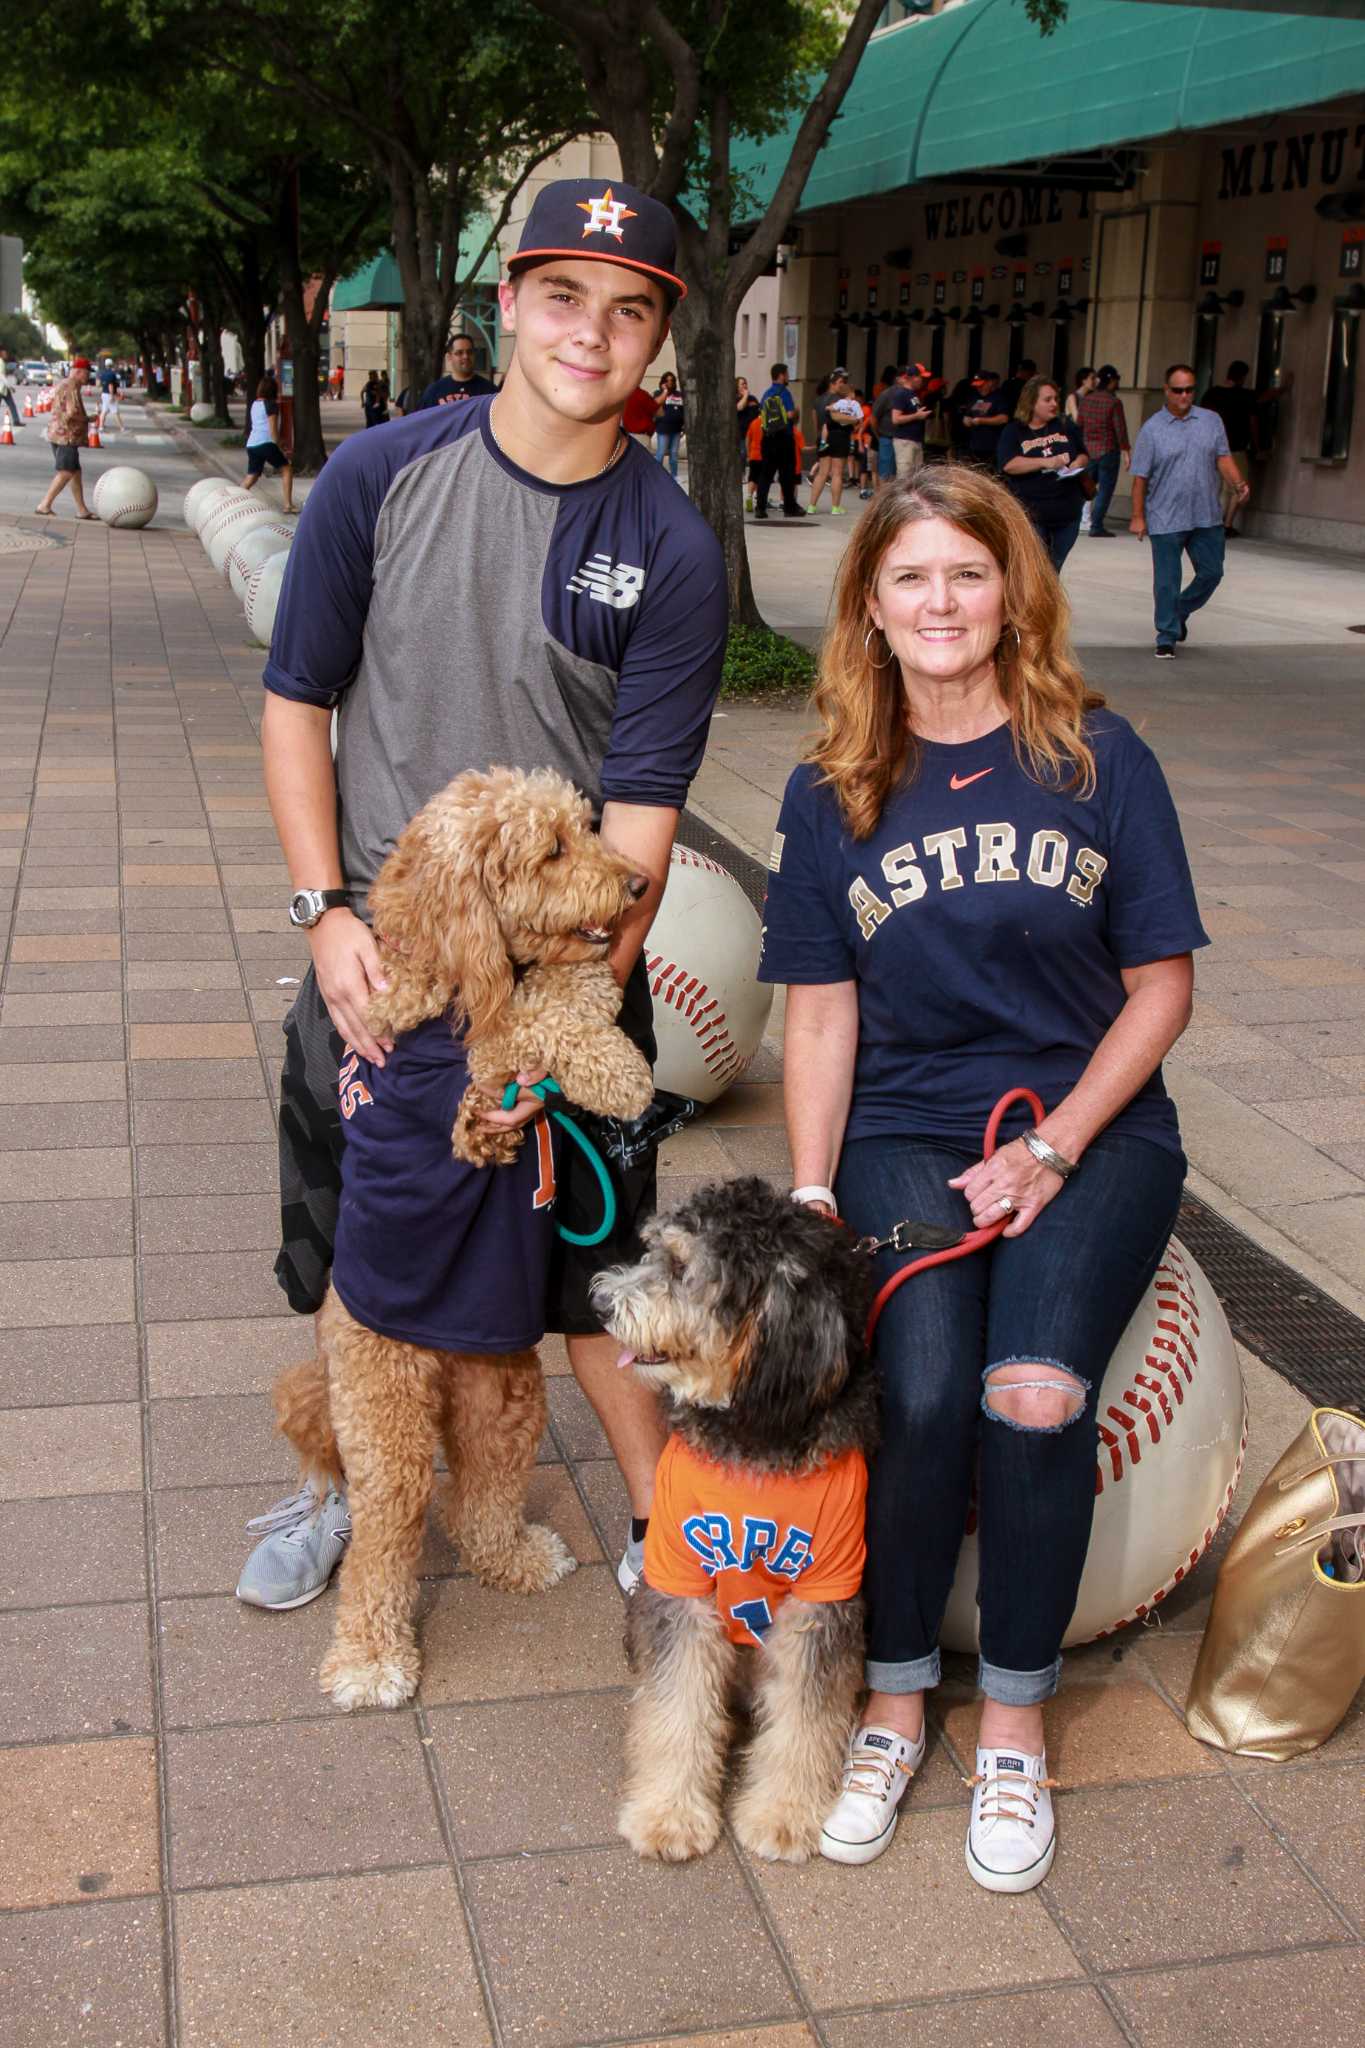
[1185,1406,1365,1761]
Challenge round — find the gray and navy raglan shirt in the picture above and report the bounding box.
[263,398,727,1352]
[263,395,728,910]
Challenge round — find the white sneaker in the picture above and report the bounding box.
[965,1746,1057,1893]
[819,1723,924,1865]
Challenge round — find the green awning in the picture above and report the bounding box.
[734,0,1365,218]
[332,217,500,312]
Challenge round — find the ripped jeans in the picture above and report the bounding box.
[836,1128,1185,1705]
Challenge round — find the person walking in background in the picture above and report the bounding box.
[1199,360,1258,537]
[754,362,806,520]
[888,364,931,479]
[0,356,22,430]
[1066,366,1096,424]
[997,374,1089,572]
[33,358,94,520]
[418,335,496,410]
[624,382,659,451]
[243,375,297,514]
[735,374,761,477]
[871,362,899,492]
[959,370,1010,467]
[653,370,685,479]
[329,362,345,401]
[360,371,389,429]
[98,363,124,434]
[996,358,1035,424]
[1076,365,1129,538]
[1130,362,1250,660]
[808,368,858,516]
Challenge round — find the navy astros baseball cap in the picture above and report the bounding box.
[509,178,686,306]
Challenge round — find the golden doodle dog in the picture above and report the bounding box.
[593,1178,877,1862]
[274,767,655,1711]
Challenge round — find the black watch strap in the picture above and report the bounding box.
[289,887,350,928]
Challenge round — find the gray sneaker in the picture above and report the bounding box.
[617,1533,645,1594]
[235,1485,351,1610]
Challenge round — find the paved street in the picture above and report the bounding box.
[0,415,1361,2046]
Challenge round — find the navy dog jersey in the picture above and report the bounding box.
[262,398,727,914]
[331,1017,557,1353]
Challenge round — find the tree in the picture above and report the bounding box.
[0,312,58,362]
[519,0,883,622]
[200,0,596,396]
[525,0,1068,622]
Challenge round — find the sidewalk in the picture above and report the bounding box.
[0,478,1361,2046]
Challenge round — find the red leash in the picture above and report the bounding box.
[862,1087,1045,1345]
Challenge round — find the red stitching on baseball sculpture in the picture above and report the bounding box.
[646,956,745,1079]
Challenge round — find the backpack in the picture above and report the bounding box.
[760,389,790,436]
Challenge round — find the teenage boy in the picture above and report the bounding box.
[238,179,727,1610]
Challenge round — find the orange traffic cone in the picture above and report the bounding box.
[22,392,33,418]
[87,413,101,449]
[0,412,12,446]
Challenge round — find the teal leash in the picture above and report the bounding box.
[498,1076,618,1248]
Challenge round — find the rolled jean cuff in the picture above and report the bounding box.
[979,1656,1061,1706]
[866,1649,941,1694]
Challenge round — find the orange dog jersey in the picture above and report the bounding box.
[644,1435,867,1645]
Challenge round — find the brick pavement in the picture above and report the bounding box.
[0,512,1362,2047]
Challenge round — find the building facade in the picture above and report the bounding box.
[735,0,1365,550]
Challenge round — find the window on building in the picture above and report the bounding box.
[1255,308,1287,454]
[741,313,750,357]
[758,311,768,357]
[1320,299,1360,463]
[1193,311,1219,403]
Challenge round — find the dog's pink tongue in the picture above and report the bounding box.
[616,1348,637,1372]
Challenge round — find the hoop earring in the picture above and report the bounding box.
[1001,623,1022,655]
[864,625,895,671]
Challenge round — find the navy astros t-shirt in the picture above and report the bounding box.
[758,713,1208,1153]
[332,1018,557,1353]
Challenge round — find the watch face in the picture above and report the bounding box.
[289,891,316,927]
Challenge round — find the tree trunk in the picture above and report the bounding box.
[671,289,761,628]
[388,162,455,400]
[279,286,326,472]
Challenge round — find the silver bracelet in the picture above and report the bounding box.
[791,1184,839,1214]
[1021,1128,1078,1180]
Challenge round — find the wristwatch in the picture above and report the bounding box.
[288,888,350,929]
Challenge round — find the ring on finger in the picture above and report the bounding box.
[997,1195,1014,1214]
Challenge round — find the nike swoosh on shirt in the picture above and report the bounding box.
[949,768,995,790]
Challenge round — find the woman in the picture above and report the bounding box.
[243,376,297,513]
[809,371,858,516]
[653,371,685,479]
[759,466,1205,1890]
[735,375,761,469]
[1065,365,1096,423]
[997,376,1088,572]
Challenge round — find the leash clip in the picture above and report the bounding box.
[855,1218,968,1257]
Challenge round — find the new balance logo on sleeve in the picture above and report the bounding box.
[566,552,646,610]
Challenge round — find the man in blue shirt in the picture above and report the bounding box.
[1130,362,1251,660]
[754,362,806,519]
[416,333,497,409]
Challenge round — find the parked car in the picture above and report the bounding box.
[19,361,51,385]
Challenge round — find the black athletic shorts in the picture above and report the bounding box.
[53,444,82,473]
[274,957,658,1336]
[246,440,290,476]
